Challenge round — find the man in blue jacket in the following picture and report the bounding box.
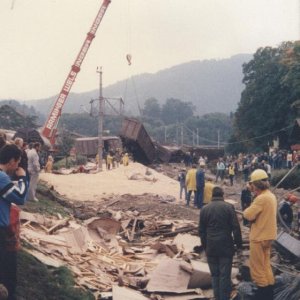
[0,144,28,300]
[195,162,205,208]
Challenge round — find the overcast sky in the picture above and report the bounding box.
[0,0,299,101]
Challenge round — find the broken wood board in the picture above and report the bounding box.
[26,249,65,268]
[112,285,149,300]
[173,233,200,253]
[84,217,121,235]
[146,258,191,293]
[59,226,91,254]
[163,292,206,300]
[188,260,212,289]
[21,228,68,247]
[20,211,53,226]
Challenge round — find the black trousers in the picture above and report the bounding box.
[0,229,17,300]
[207,256,233,300]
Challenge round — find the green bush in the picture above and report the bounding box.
[271,167,300,189]
[53,157,76,169]
[76,155,87,165]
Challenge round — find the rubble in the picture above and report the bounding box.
[32,162,300,299]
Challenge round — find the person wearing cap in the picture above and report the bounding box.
[199,186,242,300]
[243,169,277,300]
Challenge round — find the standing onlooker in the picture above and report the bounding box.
[240,183,252,226]
[199,186,242,300]
[215,158,225,183]
[228,163,235,186]
[0,144,28,300]
[243,169,277,300]
[185,164,197,207]
[106,152,113,170]
[203,178,215,205]
[122,153,129,166]
[195,163,205,209]
[178,168,187,201]
[27,142,41,202]
[44,154,54,173]
[278,194,298,229]
[286,152,293,169]
[198,156,206,167]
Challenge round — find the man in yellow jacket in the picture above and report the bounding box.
[203,178,215,205]
[243,169,277,300]
[185,164,197,207]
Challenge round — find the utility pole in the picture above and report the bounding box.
[192,131,195,146]
[97,66,104,171]
[176,124,179,146]
[164,126,167,144]
[92,67,124,171]
[181,125,184,146]
[196,128,199,146]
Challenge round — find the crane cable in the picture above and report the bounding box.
[123,0,143,117]
[11,0,16,10]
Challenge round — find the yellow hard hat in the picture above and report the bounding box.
[249,169,268,183]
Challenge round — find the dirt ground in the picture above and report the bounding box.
[39,161,298,223]
[40,162,180,203]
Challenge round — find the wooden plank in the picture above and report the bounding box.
[112,285,149,300]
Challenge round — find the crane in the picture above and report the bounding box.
[41,0,111,146]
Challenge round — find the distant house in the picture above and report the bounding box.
[289,119,300,150]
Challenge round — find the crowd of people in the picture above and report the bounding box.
[95,149,130,171]
[179,153,299,300]
[182,150,299,190]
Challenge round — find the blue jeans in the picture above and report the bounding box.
[215,170,225,182]
[179,185,187,200]
[207,256,233,300]
[186,190,196,206]
[196,188,204,208]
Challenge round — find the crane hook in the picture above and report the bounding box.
[126,54,132,66]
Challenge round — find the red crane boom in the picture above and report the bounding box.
[42,0,111,145]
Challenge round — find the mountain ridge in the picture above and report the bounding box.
[22,53,253,117]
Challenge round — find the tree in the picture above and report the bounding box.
[56,129,74,168]
[161,98,194,125]
[143,98,161,119]
[229,42,300,152]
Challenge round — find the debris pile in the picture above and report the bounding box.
[20,200,232,299]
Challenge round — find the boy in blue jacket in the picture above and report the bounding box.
[0,144,28,300]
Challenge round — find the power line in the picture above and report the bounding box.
[183,124,294,146]
[225,125,294,145]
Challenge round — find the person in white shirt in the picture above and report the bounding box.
[27,142,41,202]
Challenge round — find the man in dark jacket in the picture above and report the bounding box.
[199,186,242,300]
